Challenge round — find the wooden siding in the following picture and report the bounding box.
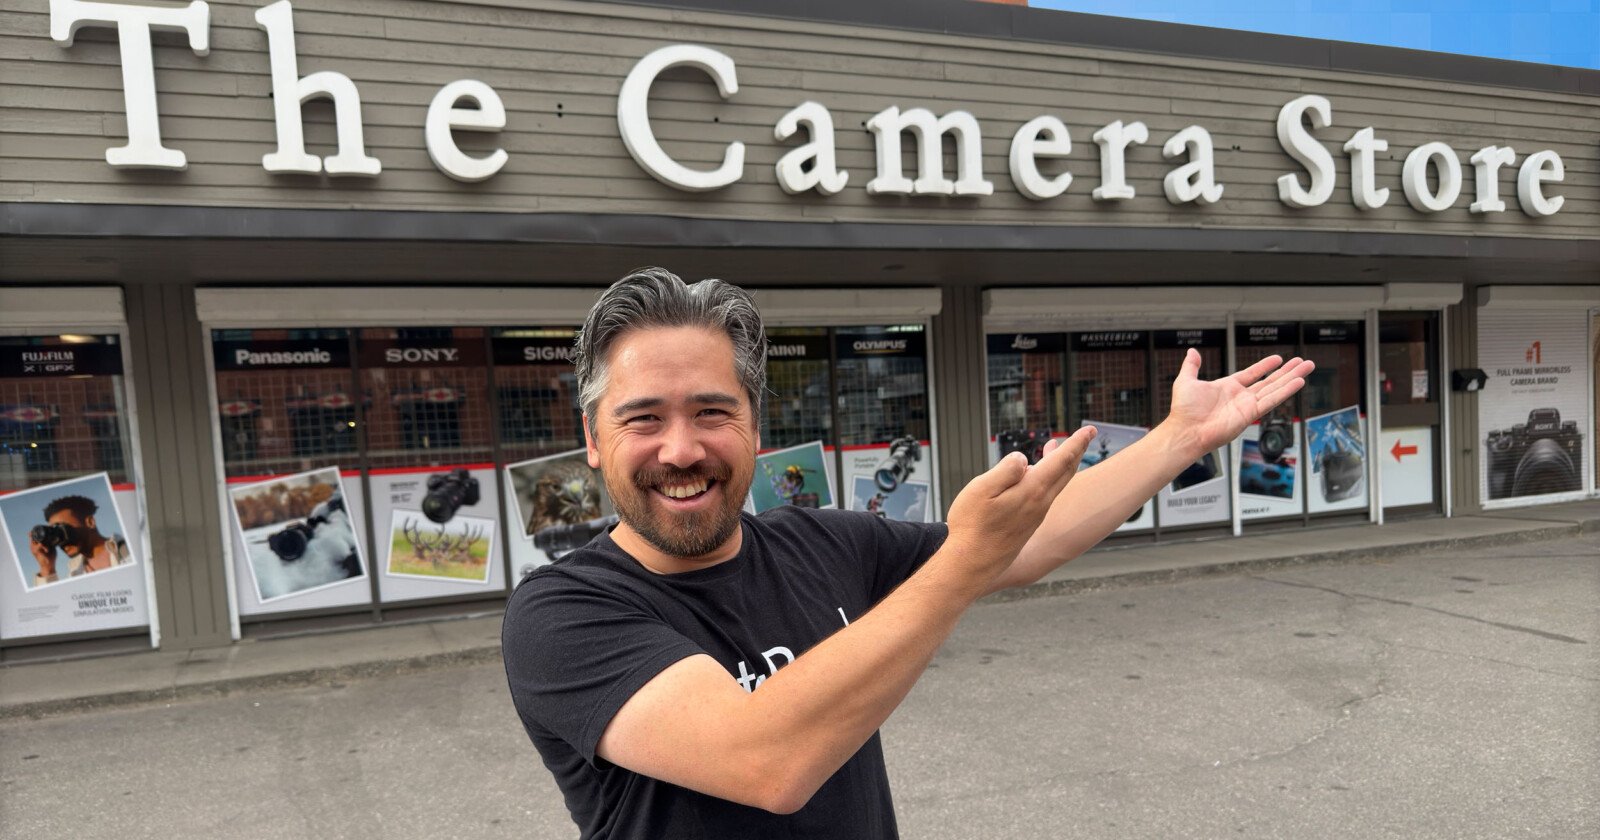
[2,0,1597,239]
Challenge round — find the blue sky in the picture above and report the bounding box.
[1028,1,1600,69]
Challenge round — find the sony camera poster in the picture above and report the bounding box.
[843,439,937,523]
[504,449,615,580]
[228,467,368,611]
[751,441,836,512]
[1233,415,1304,520]
[1077,421,1154,533]
[1477,307,1592,507]
[0,473,151,640]
[368,463,503,599]
[1306,406,1368,514]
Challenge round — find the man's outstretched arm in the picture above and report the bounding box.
[986,350,1315,595]
[595,425,1097,814]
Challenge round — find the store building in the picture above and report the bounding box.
[2,0,1596,658]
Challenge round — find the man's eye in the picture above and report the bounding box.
[626,415,660,425]
[699,408,730,418]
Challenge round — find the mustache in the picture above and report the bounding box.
[633,463,733,490]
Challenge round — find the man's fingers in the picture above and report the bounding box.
[1230,354,1282,389]
[1025,425,1094,497]
[1246,356,1305,397]
[971,450,1030,498]
[1254,365,1312,413]
[1178,347,1202,381]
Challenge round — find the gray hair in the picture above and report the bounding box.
[574,267,767,421]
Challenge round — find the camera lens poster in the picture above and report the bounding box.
[751,441,836,512]
[228,467,371,615]
[1477,307,1592,506]
[1233,416,1305,520]
[1305,406,1368,513]
[1077,421,1155,532]
[503,449,614,579]
[368,464,502,600]
[1156,447,1231,528]
[843,440,937,523]
[0,472,151,640]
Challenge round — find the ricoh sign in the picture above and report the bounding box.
[51,0,1568,218]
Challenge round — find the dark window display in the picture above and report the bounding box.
[987,332,1066,458]
[1070,331,1150,429]
[491,329,583,459]
[0,336,134,490]
[835,326,930,447]
[762,329,832,450]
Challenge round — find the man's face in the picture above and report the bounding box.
[45,509,93,557]
[585,325,758,563]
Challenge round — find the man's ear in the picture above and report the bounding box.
[582,416,601,469]
[83,515,96,531]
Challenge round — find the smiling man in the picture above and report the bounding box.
[502,267,1312,839]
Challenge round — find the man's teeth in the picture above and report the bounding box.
[660,480,709,499]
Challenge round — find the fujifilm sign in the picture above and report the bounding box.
[51,0,1567,217]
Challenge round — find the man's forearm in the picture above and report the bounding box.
[988,421,1208,592]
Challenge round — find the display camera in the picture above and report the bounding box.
[874,436,921,493]
[267,495,344,562]
[1257,415,1295,463]
[534,514,621,560]
[423,468,481,523]
[997,429,1052,465]
[1486,408,1584,498]
[30,522,79,551]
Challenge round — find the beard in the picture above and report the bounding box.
[609,460,752,559]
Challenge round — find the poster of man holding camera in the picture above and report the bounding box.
[0,472,136,590]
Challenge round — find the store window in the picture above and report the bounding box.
[1233,321,1368,523]
[834,326,936,522]
[1,334,152,643]
[987,332,1066,464]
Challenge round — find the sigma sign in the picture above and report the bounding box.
[51,0,1566,217]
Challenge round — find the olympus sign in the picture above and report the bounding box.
[49,0,1567,216]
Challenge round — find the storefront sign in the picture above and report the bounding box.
[1154,329,1225,349]
[492,336,577,366]
[1303,322,1364,344]
[1071,331,1147,351]
[359,336,485,368]
[48,2,1569,218]
[213,338,350,370]
[0,341,123,378]
[836,331,927,359]
[987,333,1066,355]
[766,335,832,361]
[1237,324,1298,346]
[1379,426,1435,509]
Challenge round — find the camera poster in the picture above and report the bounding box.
[1306,406,1368,513]
[1477,307,1591,507]
[368,464,503,600]
[1233,416,1304,520]
[751,441,836,512]
[0,472,151,640]
[504,449,615,580]
[1077,420,1154,533]
[842,440,937,523]
[228,467,368,609]
[1156,447,1231,528]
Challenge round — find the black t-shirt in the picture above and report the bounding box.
[502,506,949,840]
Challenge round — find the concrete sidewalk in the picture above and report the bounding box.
[3,500,1596,721]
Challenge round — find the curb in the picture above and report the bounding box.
[3,519,1593,721]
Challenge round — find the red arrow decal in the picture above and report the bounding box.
[1391,440,1418,462]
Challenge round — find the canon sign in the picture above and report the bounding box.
[50,0,1567,217]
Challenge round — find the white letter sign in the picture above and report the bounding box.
[774,101,848,195]
[1276,94,1334,208]
[618,45,744,192]
[865,106,994,196]
[256,1,381,176]
[1401,142,1462,213]
[50,0,210,170]
[1161,125,1223,205]
[1342,127,1390,211]
[1009,115,1072,201]
[1517,150,1564,217]
[1468,145,1515,214]
[425,80,508,183]
[1091,120,1147,201]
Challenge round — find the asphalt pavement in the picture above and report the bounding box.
[1,528,1595,840]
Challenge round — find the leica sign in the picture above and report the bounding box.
[50,0,1567,217]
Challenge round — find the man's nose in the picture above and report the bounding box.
[657,420,708,467]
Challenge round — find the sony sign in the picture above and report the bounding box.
[50,1,1567,217]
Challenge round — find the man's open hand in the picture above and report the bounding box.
[941,426,1098,593]
[1168,349,1315,456]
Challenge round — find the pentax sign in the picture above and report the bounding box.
[52,0,1566,217]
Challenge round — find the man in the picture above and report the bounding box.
[503,268,1312,838]
[28,493,131,586]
